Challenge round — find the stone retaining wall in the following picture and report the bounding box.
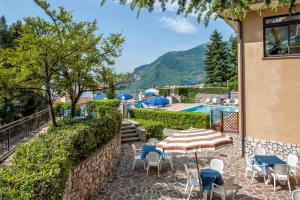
[245,137,300,167]
[63,134,121,200]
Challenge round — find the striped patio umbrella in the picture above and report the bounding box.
[156,129,233,191]
[156,129,233,153]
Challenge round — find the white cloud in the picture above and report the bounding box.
[160,16,197,34]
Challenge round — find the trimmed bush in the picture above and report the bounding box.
[53,101,81,116]
[158,87,228,99]
[0,108,122,200]
[133,119,164,140]
[159,88,171,97]
[175,87,229,96]
[86,99,121,114]
[129,108,209,129]
[181,96,196,103]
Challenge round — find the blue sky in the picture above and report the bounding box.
[0,0,235,72]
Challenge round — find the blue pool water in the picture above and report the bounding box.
[181,105,238,114]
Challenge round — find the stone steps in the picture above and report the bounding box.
[121,122,140,143]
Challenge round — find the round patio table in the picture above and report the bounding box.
[200,168,223,200]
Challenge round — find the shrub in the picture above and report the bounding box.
[181,96,196,103]
[129,108,209,129]
[175,87,229,96]
[0,108,122,200]
[133,119,164,140]
[159,88,171,97]
[53,101,81,116]
[158,87,228,98]
[86,99,120,114]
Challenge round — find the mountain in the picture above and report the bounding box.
[127,44,207,90]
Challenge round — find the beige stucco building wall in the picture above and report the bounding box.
[239,5,300,145]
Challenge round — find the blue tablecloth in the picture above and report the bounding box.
[141,145,165,160]
[200,168,223,191]
[253,155,286,175]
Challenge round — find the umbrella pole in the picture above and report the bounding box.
[194,152,202,198]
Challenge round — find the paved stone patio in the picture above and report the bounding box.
[94,134,299,200]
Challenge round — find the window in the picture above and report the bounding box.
[264,14,300,57]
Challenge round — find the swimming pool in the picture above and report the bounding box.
[181,105,238,114]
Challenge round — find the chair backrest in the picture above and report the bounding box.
[148,138,159,145]
[273,164,290,176]
[132,144,137,155]
[292,189,300,200]
[288,154,298,168]
[254,144,266,155]
[210,159,224,174]
[234,99,239,104]
[223,177,235,189]
[147,152,160,164]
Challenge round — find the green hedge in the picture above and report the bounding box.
[159,88,171,97]
[129,108,209,129]
[175,87,228,96]
[159,87,228,97]
[0,109,122,200]
[181,96,196,103]
[53,101,81,116]
[133,119,164,140]
[86,99,120,114]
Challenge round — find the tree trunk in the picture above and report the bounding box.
[70,91,82,118]
[47,90,58,127]
[70,100,76,117]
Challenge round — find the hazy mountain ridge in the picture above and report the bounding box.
[128,44,207,90]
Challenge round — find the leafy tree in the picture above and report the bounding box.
[111,0,297,26]
[204,30,229,86]
[35,1,125,117]
[0,16,47,125]
[0,0,126,123]
[95,67,133,99]
[0,16,22,48]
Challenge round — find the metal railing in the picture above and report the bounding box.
[0,109,50,159]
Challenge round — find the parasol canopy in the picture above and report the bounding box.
[156,128,233,195]
[144,91,157,97]
[117,93,133,100]
[146,97,169,106]
[156,129,233,153]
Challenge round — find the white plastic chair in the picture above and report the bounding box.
[270,164,291,193]
[292,189,300,200]
[184,164,200,200]
[163,153,174,171]
[132,144,145,170]
[254,144,266,155]
[210,159,224,174]
[224,99,231,106]
[147,138,159,145]
[212,97,218,105]
[233,99,239,106]
[288,154,299,185]
[146,152,161,176]
[210,177,239,200]
[205,98,211,104]
[244,155,265,184]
